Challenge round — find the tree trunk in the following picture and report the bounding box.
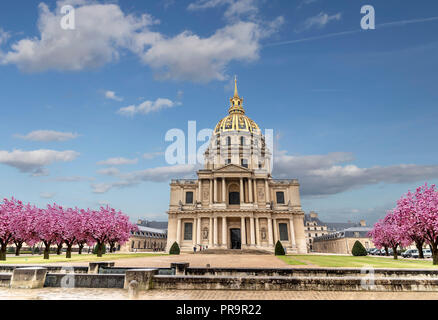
[97,243,103,257]
[110,243,115,253]
[56,243,63,255]
[415,241,424,259]
[0,245,6,261]
[78,243,84,255]
[432,243,438,265]
[66,244,73,259]
[384,246,389,256]
[392,246,398,260]
[15,242,23,256]
[43,245,50,260]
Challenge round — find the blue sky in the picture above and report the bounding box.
[0,0,437,224]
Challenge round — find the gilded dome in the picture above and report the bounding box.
[214,77,260,134]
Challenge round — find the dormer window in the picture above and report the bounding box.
[185,191,194,204]
[241,159,248,168]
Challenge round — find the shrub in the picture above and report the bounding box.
[274,240,285,256]
[169,242,180,255]
[352,241,367,256]
[92,245,107,255]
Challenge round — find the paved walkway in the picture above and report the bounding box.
[0,288,437,300]
[59,253,291,268]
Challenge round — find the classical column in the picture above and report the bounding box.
[209,179,213,204]
[214,217,218,247]
[176,217,182,245]
[253,179,258,204]
[193,218,197,245]
[198,180,202,203]
[240,178,244,203]
[273,218,278,243]
[250,217,255,246]
[267,218,274,246]
[241,217,247,246]
[248,178,253,203]
[222,216,227,248]
[255,217,260,246]
[209,217,213,246]
[197,217,201,245]
[222,177,226,204]
[265,180,270,203]
[214,178,218,203]
[289,217,296,247]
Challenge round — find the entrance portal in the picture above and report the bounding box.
[230,228,241,249]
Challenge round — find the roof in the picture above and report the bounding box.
[137,225,167,234]
[325,222,361,231]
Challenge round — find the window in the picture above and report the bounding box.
[227,137,231,146]
[229,192,240,205]
[276,191,285,204]
[225,158,231,165]
[185,191,193,204]
[184,223,193,240]
[279,223,289,241]
[240,136,245,145]
[241,158,248,168]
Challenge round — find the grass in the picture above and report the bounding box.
[279,254,438,269]
[0,253,167,265]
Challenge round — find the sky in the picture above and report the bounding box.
[0,0,437,224]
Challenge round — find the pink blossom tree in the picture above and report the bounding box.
[392,191,426,258]
[33,204,63,260]
[85,206,135,257]
[0,198,17,260]
[11,201,39,256]
[369,211,406,259]
[410,183,438,265]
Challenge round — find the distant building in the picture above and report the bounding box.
[304,211,368,252]
[120,221,167,252]
[137,219,168,230]
[312,226,373,254]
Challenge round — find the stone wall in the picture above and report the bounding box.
[312,237,374,254]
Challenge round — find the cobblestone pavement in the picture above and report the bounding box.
[59,253,291,268]
[0,288,437,300]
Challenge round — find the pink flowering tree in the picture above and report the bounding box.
[0,198,17,260]
[85,206,135,257]
[11,201,39,256]
[108,212,138,253]
[411,183,438,265]
[392,191,426,258]
[369,211,405,259]
[33,204,63,260]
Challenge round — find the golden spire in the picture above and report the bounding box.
[229,75,244,114]
[234,75,239,98]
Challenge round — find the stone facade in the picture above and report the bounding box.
[312,227,374,254]
[166,79,307,254]
[121,225,167,252]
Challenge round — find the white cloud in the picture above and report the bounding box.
[97,157,138,166]
[91,164,198,193]
[40,192,56,199]
[0,1,282,83]
[273,151,438,197]
[0,28,9,46]
[97,167,120,176]
[118,98,179,116]
[143,152,164,160]
[104,90,123,101]
[296,12,342,32]
[14,130,79,142]
[0,149,79,175]
[188,0,259,20]
[52,176,94,182]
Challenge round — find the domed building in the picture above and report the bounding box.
[166,79,307,253]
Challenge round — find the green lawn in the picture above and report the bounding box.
[279,255,438,269]
[0,253,167,265]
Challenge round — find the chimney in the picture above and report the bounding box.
[310,211,318,218]
[360,220,366,227]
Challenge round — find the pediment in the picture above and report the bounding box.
[213,164,252,173]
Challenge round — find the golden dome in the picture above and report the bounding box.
[214,77,260,134]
